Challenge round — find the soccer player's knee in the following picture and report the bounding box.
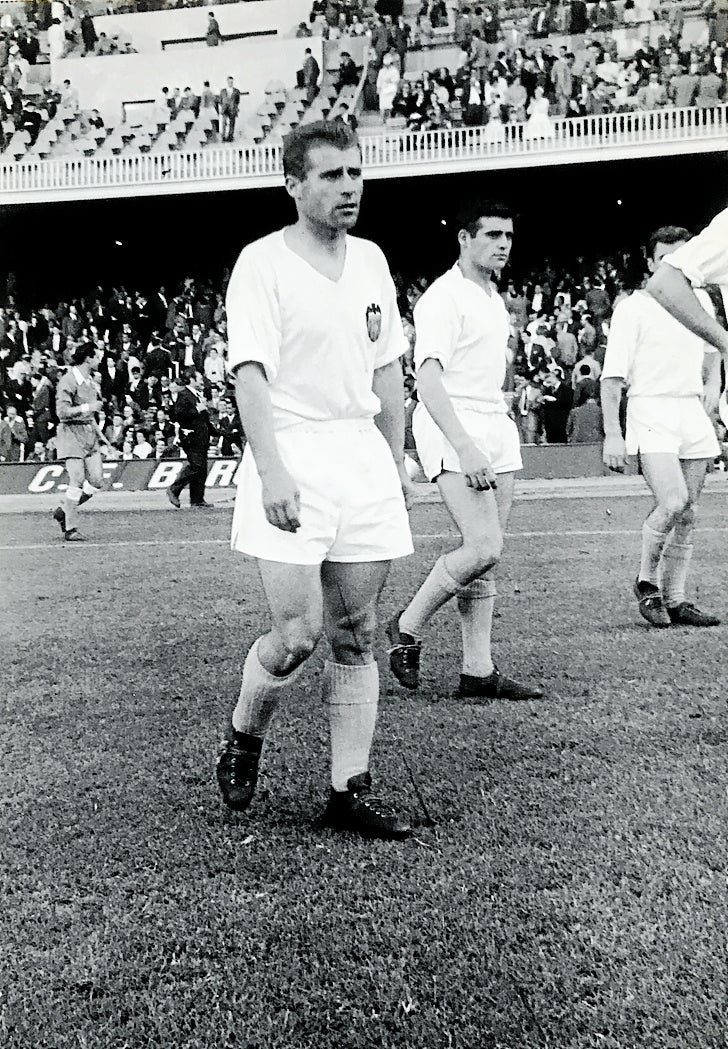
[329,606,376,659]
[467,535,503,575]
[662,492,690,521]
[279,617,321,663]
[676,501,697,529]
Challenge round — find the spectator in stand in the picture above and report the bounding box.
[219,77,240,143]
[31,366,54,445]
[377,53,400,121]
[206,11,222,47]
[302,47,321,104]
[296,22,313,38]
[584,277,612,329]
[335,102,358,131]
[541,368,573,443]
[567,387,604,442]
[391,15,410,76]
[80,10,97,56]
[337,51,360,89]
[215,399,243,457]
[695,65,723,108]
[204,345,226,386]
[132,428,153,459]
[636,69,667,109]
[0,404,28,461]
[104,410,126,451]
[59,79,79,115]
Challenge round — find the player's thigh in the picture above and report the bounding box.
[321,559,390,651]
[639,453,688,510]
[84,452,104,489]
[257,558,324,648]
[680,457,711,505]
[65,457,85,488]
[437,470,503,548]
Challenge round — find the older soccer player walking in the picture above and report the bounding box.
[216,122,416,840]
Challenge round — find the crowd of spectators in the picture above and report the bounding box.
[0,280,244,464]
[1,246,725,466]
[363,11,726,132]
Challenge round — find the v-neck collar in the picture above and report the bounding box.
[281,228,348,285]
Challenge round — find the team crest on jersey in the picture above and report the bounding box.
[366,304,382,342]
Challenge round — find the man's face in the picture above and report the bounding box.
[460,216,514,274]
[7,407,17,421]
[286,144,363,233]
[648,238,688,273]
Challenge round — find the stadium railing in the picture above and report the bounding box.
[1,103,725,198]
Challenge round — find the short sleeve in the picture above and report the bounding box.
[225,245,282,382]
[413,282,460,371]
[663,208,728,289]
[601,298,637,382]
[374,260,408,370]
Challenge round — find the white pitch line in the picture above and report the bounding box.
[2,526,728,553]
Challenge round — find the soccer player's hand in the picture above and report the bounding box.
[458,445,497,491]
[603,433,627,472]
[87,398,102,414]
[397,463,417,510]
[261,466,301,532]
[702,386,720,418]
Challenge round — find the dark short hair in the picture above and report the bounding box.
[283,120,360,181]
[71,342,97,365]
[455,200,515,238]
[647,224,692,260]
[182,366,198,383]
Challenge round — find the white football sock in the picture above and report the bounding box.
[399,555,461,639]
[231,637,304,737]
[660,540,693,608]
[457,575,496,677]
[324,660,378,792]
[639,522,670,586]
[63,485,82,532]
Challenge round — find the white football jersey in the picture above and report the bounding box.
[226,230,406,430]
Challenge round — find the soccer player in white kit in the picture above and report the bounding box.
[216,122,415,840]
[387,200,543,702]
[646,206,728,359]
[601,225,723,627]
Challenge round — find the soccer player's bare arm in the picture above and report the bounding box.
[702,349,722,416]
[232,362,300,533]
[600,377,627,470]
[646,265,728,357]
[372,359,416,508]
[417,358,497,490]
[372,359,406,467]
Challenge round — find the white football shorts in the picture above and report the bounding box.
[413,403,523,481]
[626,396,720,459]
[231,421,414,565]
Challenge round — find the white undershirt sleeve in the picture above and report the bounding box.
[663,208,728,289]
[413,286,460,371]
[225,250,282,382]
[601,297,637,383]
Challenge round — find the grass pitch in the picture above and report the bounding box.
[1,492,727,1049]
